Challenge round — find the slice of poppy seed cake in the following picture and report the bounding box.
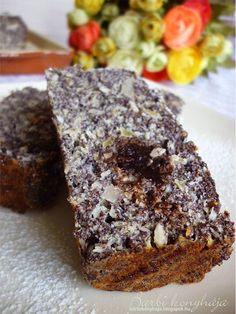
[46,66,234,292]
[0,87,61,213]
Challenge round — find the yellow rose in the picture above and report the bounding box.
[135,0,165,12]
[200,34,225,58]
[73,51,95,70]
[75,0,104,15]
[140,13,165,42]
[92,37,116,64]
[109,15,140,50]
[167,47,203,85]
[108,49,143,75]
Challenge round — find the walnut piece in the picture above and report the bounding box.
[154,223,167,248]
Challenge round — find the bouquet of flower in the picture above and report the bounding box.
[67,0,234,84]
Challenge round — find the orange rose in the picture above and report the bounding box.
[164,5,202,50]
[69,21,100,53]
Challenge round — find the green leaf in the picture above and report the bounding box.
[205,58,219,72]
[163,0,182,11]
[202,57,235,78]
[206,21,235,37]
[220,58,236,69]
[201,69,210,78]
[211,3,235,19]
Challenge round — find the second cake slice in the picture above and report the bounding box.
[46,66,234,291]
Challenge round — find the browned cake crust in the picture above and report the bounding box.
[0,87,61,213]
[46,66,234,292]
[0,153,60,213]
[79,235,233,291]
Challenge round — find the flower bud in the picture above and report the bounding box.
[140,13,165,43]
[108,49,143,75]
[73,51,95,70]
[136,0,165,12]
[216,39,233,63]
[75,0,104,16]
[129,0,139,10]
[109,15,140,49]
[137,41,156,58]
[68,8,89,27]
[101,4,119,20]
[146,48,168,72]
[200,34,225,58]
[92,37,116,64]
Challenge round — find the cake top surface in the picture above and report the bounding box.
[46,66,234,261]
[0,87,58,163]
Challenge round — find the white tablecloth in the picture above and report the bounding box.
[0,67,235,119]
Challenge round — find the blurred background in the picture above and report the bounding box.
[1,0,73,45]
[0,0,236,117]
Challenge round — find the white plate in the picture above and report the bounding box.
[0,81,235,314]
